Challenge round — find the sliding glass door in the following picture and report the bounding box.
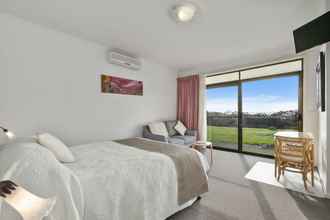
[207,84,239,151]
[206,59,303,157]
[241,75,300,156]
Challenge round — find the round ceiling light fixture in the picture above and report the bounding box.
[171,2,199,23]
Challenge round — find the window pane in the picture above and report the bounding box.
[207,85,238,151]
[242,75,300,156]
[241,60,302,80]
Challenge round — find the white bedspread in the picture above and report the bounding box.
[0,141,208,220]
[0,142,84,220]
[67,141,208,220]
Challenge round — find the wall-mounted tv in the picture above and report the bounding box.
[294,11,330,53]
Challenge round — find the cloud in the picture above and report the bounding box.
[244,94,281,102]
[207,94,298,113]
[207,98,237,112]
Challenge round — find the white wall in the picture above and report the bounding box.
[0,13,177,145]
[317,41,330,195]
[303,48,321,164]
[305,45,327,193]
[319,0,330,195]
[304,0,330,195]
[326,42,330,195]
[302,43,330,195]
[324,0,330,198]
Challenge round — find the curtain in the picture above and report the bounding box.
[177,75,200,139]
[198,74,207,141]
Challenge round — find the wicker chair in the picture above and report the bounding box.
[274,135,314,190]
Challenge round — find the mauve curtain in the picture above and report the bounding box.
[198,74,207,142]
[177,75,200,138]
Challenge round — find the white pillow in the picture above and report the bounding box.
[174,121,187,136]
[37,133,75,163]
[148,122,169,137]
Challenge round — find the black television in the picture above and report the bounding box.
[293,11,330,53]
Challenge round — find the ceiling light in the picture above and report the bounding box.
[171,2,198,23]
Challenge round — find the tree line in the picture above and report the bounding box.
[207,110,298,129]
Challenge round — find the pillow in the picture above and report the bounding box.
[174,121,187,136]
[165,121,178,137]
[36,133,75,163]
[148,122,169,137]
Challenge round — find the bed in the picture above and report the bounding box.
[0,137,209,220]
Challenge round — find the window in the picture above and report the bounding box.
[206,59,303,157]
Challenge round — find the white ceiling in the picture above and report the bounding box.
[0,0,325,73]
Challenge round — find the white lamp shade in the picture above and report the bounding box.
[171,2,199,23]
[176,4,196,22]
[3,186,56,220]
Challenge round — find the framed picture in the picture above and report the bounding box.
[101,74,143,96]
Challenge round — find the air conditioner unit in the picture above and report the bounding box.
[107,51,141,70]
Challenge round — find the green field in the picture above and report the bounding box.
[207,126,277,145]
[207,126,279,155]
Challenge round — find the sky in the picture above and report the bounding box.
[206,75,299,113]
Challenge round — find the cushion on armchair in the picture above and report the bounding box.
[165,120,178,137]
[143,126,167,142]
[148,122,169,137]
[174,121,187,136]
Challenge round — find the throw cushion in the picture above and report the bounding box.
[36,133,75,163]
[165,121,178,136]
[174,121,187,136]
[148,122,169,137]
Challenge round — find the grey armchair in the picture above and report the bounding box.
[143,120,197,146]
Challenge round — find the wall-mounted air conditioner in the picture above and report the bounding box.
[107,51,141,70]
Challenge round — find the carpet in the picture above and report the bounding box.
[245,161,325,197]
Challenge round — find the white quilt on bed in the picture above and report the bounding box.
[67,141,180,220]
[0,142,84,220]
[67,141,208,220]
[0,141,208,220]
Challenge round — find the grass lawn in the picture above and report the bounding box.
[207,126,277,145]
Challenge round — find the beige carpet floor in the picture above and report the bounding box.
[245,161,324,197]
[168,150,330,220]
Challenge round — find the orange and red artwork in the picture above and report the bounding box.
[101,74,143,96]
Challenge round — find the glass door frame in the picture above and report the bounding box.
[206,58,304,158]
[207,82,240,151]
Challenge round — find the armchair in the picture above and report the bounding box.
[142,121,197,146]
